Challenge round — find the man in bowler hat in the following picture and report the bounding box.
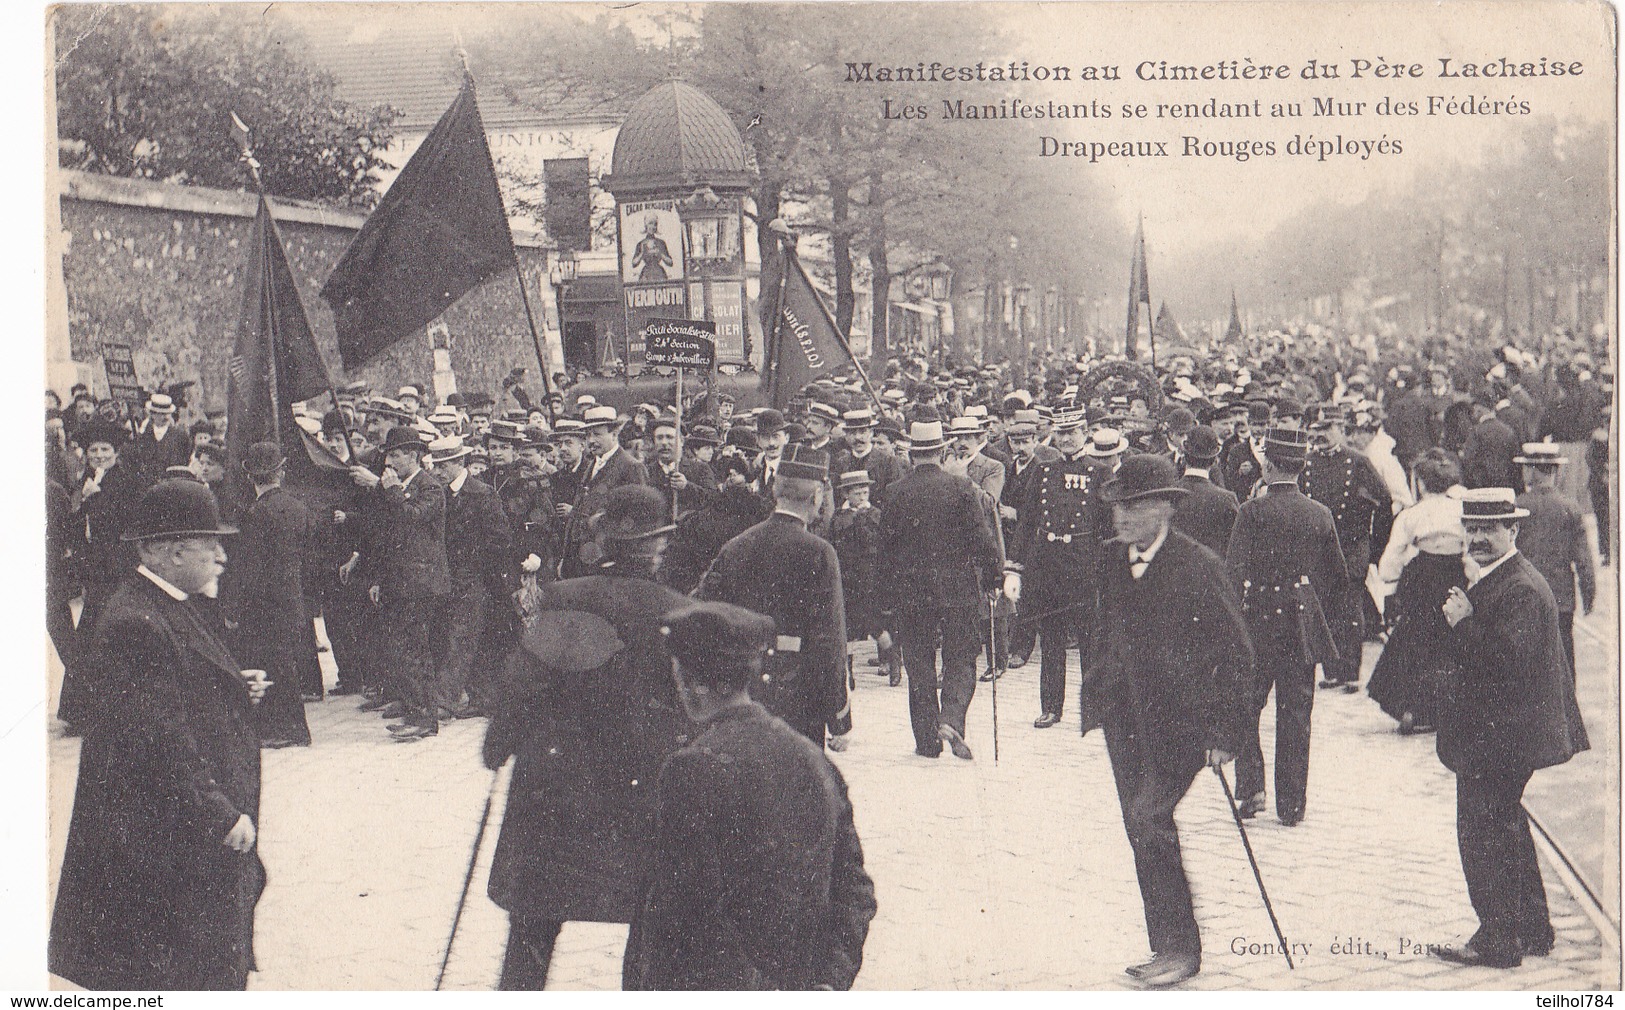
[51,479,269,990]
[1094,455,1254,987]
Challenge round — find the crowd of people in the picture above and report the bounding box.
[44,322,1611,990]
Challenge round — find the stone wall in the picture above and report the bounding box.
[57,171,552,413]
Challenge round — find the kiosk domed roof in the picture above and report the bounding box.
[607,81,753,194]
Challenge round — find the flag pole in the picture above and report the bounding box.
[763,221,794,407]
[231,112,355,456]
[453,49,557,424]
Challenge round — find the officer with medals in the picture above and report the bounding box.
[1009,410,1119,729]
[1227,427,1347,825]
[1301,403,1393,692]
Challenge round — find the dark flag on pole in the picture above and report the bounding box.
[763,239,879,411]
[1124,216,1151,361]
[321,76,514,370]
[226,196,345,502]
[1226,289,1245,342]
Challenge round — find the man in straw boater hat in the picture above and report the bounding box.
[427,434,516,720]
[219,442,316,748]
[1092,454,1254,988]
[1008,409,1114,730]
[622,600,877,990]
[878,421,1006,759]
[349,425,451,741]
[1513,441,1597,675]
[1226,426,1347,826]
[131,391,192,485]
[561,404,648,578]
[50,479,270,990]
[831,407,906,507]
[481,484,690,989]
[696,445,853,751]
[1433,487,1587,969]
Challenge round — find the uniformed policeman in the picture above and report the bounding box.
[1009,413,1120,729]
[696,445,851,750]
[1227,427,1347,825]
[1301,404,1393,691]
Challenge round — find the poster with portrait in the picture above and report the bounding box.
[617,198,684,285]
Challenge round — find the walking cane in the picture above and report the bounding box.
[988,593,1001,764]
[435,766,503,991]
[1214,764,1295,971]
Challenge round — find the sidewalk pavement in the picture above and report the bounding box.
[48,637,1620,991]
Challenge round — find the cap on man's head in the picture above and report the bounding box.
[661,600,777,692]
[1263,427,1312,464]
[778,444,828,480]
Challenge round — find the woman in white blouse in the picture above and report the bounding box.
[1366,449,1471,733]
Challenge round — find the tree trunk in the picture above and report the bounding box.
[831,174,854,339]
[867,168,889,362]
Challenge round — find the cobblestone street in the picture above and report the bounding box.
[47,593,1621,991]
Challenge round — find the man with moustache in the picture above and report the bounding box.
[1434,488,1587,969]
[51,480,268,990]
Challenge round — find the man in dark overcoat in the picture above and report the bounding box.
[997,409,1060,667]
[1301,406,1392,690]
[1227,427,1347,826]
[561,405,648,577]
[1093,455,1255,988]
[50,479,267,990]
[220,443,317,747]
[351,426,450,739]
[696,446,852,750]
[1435,488,1587,969]
[623,601,877,990]
[878,421,1004,758]
[482,485,692,989]
[1171,425,1239,557]
[831,408,907,507]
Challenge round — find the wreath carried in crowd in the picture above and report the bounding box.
[1075,360,1164,416]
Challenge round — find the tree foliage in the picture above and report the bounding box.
[54,5,397,206]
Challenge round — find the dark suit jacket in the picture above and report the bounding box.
[446,474,517,598]
[658,485,773,595]
[649,456,718,517]
[50,575,265,990]
[1462,416,1520,489]
[830,446,906,506]
[565,447,648,566]
[75,460,143,589]
[368,467,450,600]
[221,486,318,614]
[623,702,876,990]
[697,513,851,742]
[1095,531,1255,773]
[483,571,695,922]
[1173,472,1239,557]
[879,461,1003,613]
[1441,551,1587,775]
[131,423,193,485]
[1516,486,1596,613]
